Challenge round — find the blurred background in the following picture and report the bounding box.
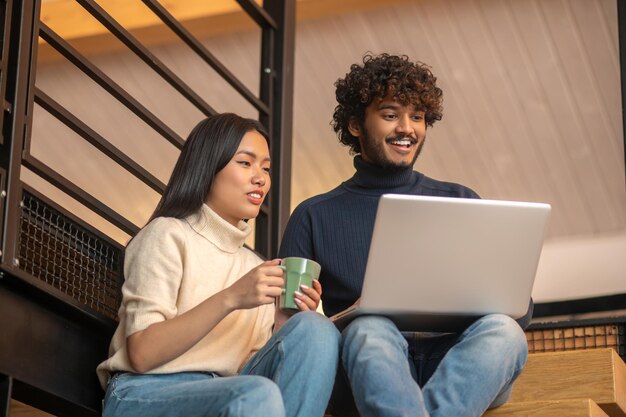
[30,0,626,304]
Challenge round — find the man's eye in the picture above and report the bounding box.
[263,167,271,173]
[383,113,397,120]
[412,115,424,121]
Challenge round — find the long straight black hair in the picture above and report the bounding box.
[149,113,269,222]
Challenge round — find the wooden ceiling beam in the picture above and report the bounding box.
[37,0,412,63]
[39,0,243,41]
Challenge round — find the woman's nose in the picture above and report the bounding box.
[252,172,266,186]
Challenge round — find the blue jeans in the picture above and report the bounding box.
[334,314,528,417]
[103,311,340,417]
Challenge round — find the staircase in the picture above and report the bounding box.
[483,348,626,417]
[10,331,626,417]
[486,399,608,417]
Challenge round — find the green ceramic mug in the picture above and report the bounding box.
[279,257,321,314]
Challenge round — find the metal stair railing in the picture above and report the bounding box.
[0,1,296,416]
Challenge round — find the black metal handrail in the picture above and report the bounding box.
[0,0,13,145]
[76,0,217,117]
[32,0,295,257]
[21,154,140,236]
[1,0,296,327]
[34,88,166,194]
[0,1,293,415]
[2,0,295,304]
[142,0,270,115]
[30,1,296,251]
[236,0,278,29]
[39,22,185,150]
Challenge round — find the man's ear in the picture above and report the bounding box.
[347,118,362,138]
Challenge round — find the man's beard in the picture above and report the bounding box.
[360,125,425,171]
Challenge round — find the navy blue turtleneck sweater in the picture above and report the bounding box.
[279,156,532,328]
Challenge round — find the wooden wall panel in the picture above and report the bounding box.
[29,0,625,252]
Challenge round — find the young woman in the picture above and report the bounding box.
[97,113,340,417]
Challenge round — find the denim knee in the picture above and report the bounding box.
[284,311,341,355]
[231,377,285,417]
[342,316,407,354]
[343,315,401,341]
[470,314,528,368]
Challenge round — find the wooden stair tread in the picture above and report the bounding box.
[510,348,626,417]
[11,349,625,417]
[9,400,54,417]
[483,398,608,417]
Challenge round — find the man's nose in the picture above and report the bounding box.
[396,114,414,134]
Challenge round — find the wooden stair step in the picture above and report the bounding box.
[510,348,626,417]
[9,400,54,417]
[483,398,609,417]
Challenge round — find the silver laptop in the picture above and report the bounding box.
[331,194,551,332]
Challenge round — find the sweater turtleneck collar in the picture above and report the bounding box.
[350,155,418,190]
[187,204,251,253]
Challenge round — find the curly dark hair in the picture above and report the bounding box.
[332,53,443,154]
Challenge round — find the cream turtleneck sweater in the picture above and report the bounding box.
[97,205,274,388]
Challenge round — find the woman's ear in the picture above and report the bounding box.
[347,118,362,138]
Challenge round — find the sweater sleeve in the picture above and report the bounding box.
[122,217,186,337]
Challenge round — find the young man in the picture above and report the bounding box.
[279,54,531,417]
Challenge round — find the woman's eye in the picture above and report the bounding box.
[237,161,251,167]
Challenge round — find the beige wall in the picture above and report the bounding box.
[28,0,626,302]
